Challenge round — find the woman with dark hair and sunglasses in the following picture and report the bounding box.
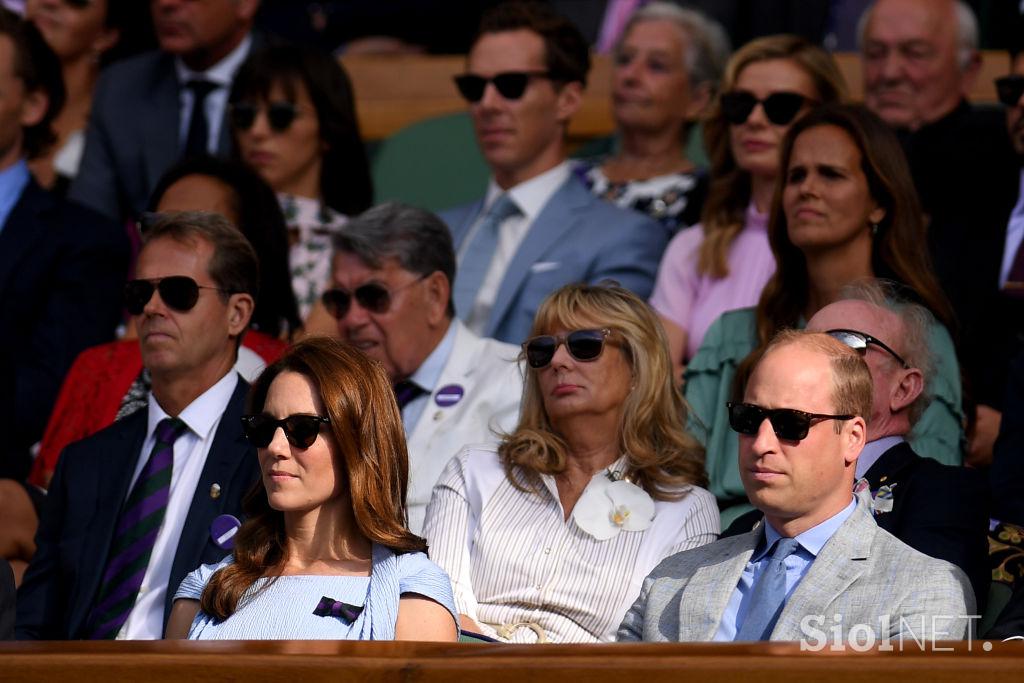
[649,35,846,382]
[166,337,458,640]
[423,282,717,643]
[229,43,373,334]
[574,3,728,236]
[684,103,963,511]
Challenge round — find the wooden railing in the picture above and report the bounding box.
[2,640,1023,682]
[341,51,1010,141]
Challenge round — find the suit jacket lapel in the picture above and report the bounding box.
[678,530,760,640]
[486,177,587,337]
[407,321,472,449]
[143,57,181,195]
[0,181,50,297]
[863,441,916,487]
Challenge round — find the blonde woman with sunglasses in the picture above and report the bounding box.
[423,283,717,643]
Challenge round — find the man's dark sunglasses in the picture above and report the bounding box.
[454,70,556,103]
[826,329,910,369]
[727,401,855,441]
[62,0,94,7]
[229,101,301,132]
[321,274,427,320]
[124,276,229,315]
[240,413,330,449]
[995,75,1024,107]
[523,328,613,369]
[720,90,810,126]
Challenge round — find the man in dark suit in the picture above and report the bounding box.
[0,559,13,640]
[69,0,259,222]
[0,11,128,483]
[723,288,990,609]
[16,211,260,640]
[440,1,666,345]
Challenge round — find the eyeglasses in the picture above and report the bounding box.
[825,329,910,369]
[523,328,614,369]
[727,401,855,441]
[62,0,95,7]
[454,71,556,103]
[320,274,428,319]
[229,101,303,132]
[995,75,1024,107]
[123,276,230,315]
[720,91,811,126]
[240,413,330,449]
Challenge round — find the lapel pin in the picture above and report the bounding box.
[879,476,888,483]
[210,483,221,499]
[433,411,443,422]
[434,384,465,408]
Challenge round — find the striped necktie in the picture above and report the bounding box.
[393,380,426,411]
[86,417,188,639]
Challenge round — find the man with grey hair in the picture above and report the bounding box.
[326,202,522,534]
[860,0,1019,464]
[724,283,989,611]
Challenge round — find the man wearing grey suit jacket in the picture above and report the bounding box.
[618,331,974,645]
[440,2,666,345]
[69,0,259,222]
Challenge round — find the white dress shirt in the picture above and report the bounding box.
[459,162,571,334]
[174,34,252,155]
[118,370,239,639]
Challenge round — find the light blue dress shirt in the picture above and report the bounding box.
[713,497,858,641]
[401,321,458,434]
[0,159,31,236]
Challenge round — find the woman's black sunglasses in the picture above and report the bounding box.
[720,91,810,126]
[727,401,855,441]
[229,101,301,132]
[124,276,229,315]
[523,328,613,369]
[826,329,910,369]
[454,70,555,103]
[240,413,330,449]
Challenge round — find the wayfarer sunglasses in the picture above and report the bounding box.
[229,101,302,132]
[240,413,330,449]
[727,401,855,441]
[720,91,810,126]
[826,329,910,369]
[123,276,229,315]
[454,70,556,103]
[523,328,613,369]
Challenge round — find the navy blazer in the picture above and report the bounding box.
[15,377,259,639]
[722,441,990,610]
[440,174,668,344]
[0,179,128,479]
[68,49,236,221]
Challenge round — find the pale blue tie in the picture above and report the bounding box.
[735,536,802,641]
[453,194,521,320]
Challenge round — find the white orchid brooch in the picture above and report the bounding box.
[572,470,655,541]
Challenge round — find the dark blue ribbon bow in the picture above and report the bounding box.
[313,595,363,622]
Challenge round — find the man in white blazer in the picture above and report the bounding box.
[327,203,523,533]
[618,330,974,645]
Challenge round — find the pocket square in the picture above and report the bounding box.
[530,261,560,273]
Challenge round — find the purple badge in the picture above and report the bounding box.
[210,514,241,550]
[434,384,465,407]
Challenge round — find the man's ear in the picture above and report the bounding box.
[685,82,713,120]
[19,89,47,129]
[554,80,583,123]
[93,26,120,56]
[226,293,255,337]
[423,271,450,327]
[890,367,924,413]
[844,415,867,466]
[959,50,982,95]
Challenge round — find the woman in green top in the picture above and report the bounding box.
[684,104,961,508]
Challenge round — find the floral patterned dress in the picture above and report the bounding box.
[279,194,348,321]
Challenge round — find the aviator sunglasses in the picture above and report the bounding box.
[321,274,428,319]
[720,90,810,126]
[123,276,230,315]
[454,70,557,103]
[523,328,614,369]
[229,101,303,132]
[826,329,910,369]
[241,413,331,449]
[727,401,855,441]
[995,75,1024,107]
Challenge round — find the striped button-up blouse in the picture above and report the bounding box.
[423,445,720,643]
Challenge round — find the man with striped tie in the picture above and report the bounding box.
[17,212,260,639]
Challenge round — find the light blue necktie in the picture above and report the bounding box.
[735,536,801,641]
[453,194,521,320]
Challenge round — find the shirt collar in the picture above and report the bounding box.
[175,33,252,87]
[408,319,458,394]
[855,435,905,479]
[756,496,857,561]
[483,161,570,223]
[0,158,29,214]
[147,369,239,442]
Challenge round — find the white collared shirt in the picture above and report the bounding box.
[174,34,253,155]
[1000,168,1024,288]
[459,162,571,335]
[118,370,239,639]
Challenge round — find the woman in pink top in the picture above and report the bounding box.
[650,35,847,381]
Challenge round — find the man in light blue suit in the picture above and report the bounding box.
[440,1,667,345]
